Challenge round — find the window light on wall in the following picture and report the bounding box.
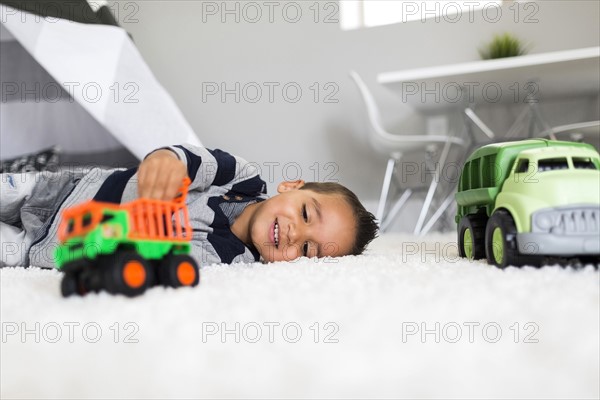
[340,0,505,30]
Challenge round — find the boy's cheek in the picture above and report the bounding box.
[256,242,277,261]
[257,243,302,262]
[322,241,342,258]
[278,244,302,262]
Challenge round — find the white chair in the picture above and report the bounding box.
[543,120,600,148]
[349,71,467,234]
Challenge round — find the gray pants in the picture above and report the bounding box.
[1,171,82,267]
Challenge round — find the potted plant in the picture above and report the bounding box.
[479,33,529,60]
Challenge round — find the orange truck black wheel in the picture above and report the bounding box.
[60,260,94,297]
[159,254,200,288]
[103,251,154,297]
[61,272,81,297]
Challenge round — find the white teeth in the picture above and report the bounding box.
[274,222,279,246]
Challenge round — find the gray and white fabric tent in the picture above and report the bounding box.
[0,0,201,166]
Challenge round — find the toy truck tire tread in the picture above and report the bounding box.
[61,272,80,297]
[103,251,154,297]
[158,254,200,288]
[485,209,541,268]
[458,214,487,260]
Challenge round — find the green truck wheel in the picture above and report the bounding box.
[458,214,487,260]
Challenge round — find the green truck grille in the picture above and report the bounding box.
[532,206,600,234]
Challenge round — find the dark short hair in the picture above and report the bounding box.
[300,182,378,256]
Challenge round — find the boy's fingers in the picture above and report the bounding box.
[160,164,187,200]
[154,163,179,200]
[165,172,184,201]
[137,168,148,197]
[139,167,157,199]
[137,156,187,200]
[150,173,168,200]
[137,166,145,186]
[144,159,164,199]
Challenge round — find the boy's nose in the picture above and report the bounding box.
[287,222,302,245]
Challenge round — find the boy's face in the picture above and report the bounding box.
[249,181,356,262]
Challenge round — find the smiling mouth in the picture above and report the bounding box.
[274,219,279,248]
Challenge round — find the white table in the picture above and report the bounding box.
[378,47,600,111]
[377,47,600,234]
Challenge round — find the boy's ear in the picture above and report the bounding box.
[277,180,305,193]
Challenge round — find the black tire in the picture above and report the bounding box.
[78,265,106,294]
[457,213,487,260]
[61,260,86,274]
[61,272,80,297]
[60,260,91,297]
[485,209,540,268]
[158,254,200,288]
[102,251,154,297]
[578,256,600,269]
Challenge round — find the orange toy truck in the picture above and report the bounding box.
[54,178,199,297]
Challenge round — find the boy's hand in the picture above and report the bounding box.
[137,149,188,201]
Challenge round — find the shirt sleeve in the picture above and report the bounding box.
[157,144,267,195]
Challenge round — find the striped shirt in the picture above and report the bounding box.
[29,144,268,268]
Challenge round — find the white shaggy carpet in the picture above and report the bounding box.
[1,233,598,399]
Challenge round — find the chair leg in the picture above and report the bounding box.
[380,188,412,232]
[419,192,456,235]
[414,140,452,235]
[376,158,396,225]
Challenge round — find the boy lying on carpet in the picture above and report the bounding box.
[0,144,378,268]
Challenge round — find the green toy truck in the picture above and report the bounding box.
[54,178,199,297]
[456,139,600,268]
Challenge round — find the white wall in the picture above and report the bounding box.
[113,0,600,231]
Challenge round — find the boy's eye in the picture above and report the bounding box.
[302,204,308,222]
[303,242,309,256]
